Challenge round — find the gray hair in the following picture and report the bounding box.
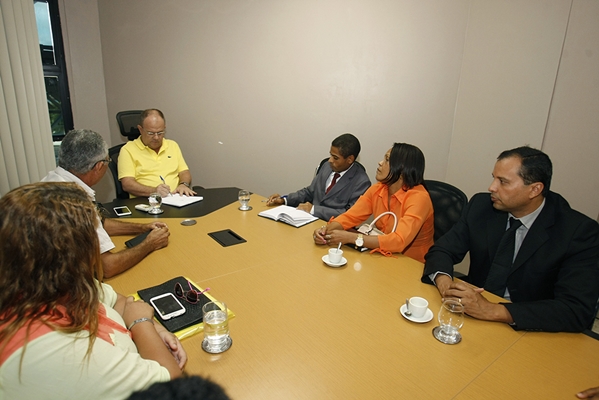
[58,129,108,174]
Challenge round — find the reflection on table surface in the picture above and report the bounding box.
[107,192,599,399]
[102,187,241,218]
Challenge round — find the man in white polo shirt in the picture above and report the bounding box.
[42,129,170,278]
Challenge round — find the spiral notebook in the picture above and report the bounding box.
[135,276,235,340]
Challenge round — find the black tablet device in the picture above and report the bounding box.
[208,229,246,247]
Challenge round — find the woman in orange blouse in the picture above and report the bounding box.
[313,143,434,263]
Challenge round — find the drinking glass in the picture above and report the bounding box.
[432,299,464,344]
[202,300,232,353]
[238,189,252,211]
[148,193,163,215]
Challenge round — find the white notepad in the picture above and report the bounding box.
[161,194,203,208]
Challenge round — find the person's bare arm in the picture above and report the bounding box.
[172,170,196,196]
[314,222,381,249]
[104,218,167,236]
[101,226,170,278]
[121,177,170,198]
[123,298,183,379]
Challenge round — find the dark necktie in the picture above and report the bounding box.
[326,173,340,194]
[485,217,523,297]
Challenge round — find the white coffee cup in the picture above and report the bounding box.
[408,296,429,318]
[328,248,343,264]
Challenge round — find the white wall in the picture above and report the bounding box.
[59,0,114,200]
[60,0,599,218]
[97,0,469,197]
[543,0,599,219]
[446,0,570,195]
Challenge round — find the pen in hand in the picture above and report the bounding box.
[160,175,166,185]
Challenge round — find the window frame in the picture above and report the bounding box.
[35,0,73,142]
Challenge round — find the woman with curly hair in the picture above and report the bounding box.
[0,182,186,399]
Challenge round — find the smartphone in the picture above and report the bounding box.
[150,293,186,320]
[114,206,132,217]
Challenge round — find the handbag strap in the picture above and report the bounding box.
[369,211,398,233]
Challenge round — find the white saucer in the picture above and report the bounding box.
[400,304,433,323]
[322,255,347,267]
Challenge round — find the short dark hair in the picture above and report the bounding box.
[497,146,552,197]
[331,133,361,159]
[140,109,166,126]
[381,143,426,189]
[127,375,230,400]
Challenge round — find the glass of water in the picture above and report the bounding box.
[148,193,163,215]
[238,189,252,211]
[433,298,464,344]
[202,300,232,353]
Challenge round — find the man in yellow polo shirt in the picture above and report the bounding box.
[119,109,197,198]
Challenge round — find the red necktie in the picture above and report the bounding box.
[326,173,340,194]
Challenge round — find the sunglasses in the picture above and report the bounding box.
[174,281,210,304]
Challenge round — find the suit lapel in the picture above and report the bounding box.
[324,165,355,197]
[511,199,554,271]
[487,211,508,261]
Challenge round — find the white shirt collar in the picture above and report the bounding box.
[509,198,546,230]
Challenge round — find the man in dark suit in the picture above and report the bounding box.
[266,133,371,221]
[422,146,599,332]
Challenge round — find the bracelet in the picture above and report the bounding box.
[127,317,154,331]
[180,182,191,188]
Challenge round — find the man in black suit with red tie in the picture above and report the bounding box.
[422,146,599,332]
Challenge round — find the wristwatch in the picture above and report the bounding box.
[180,182,191,188]
[355,233,364,247]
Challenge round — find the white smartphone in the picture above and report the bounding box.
[149,293,186,320]
[113,206,132,217]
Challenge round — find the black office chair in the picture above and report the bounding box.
[424,180,468,242]
[107,110,142,200]
[116,110,143,140]
[108,143,129,199]
[315,157,328,176]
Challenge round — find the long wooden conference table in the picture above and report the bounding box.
[107,190,599,399]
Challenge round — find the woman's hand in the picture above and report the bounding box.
[154,324,187,369]
[313,226,328,245]
[322,230,355,247]
[313,222,348,246]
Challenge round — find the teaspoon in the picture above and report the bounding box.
[404,298,412,317]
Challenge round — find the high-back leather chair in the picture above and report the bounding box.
[107,110,143,200]
[108,143,128,199]
[424,180,468,242]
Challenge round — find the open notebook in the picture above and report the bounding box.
[258,205,318,228]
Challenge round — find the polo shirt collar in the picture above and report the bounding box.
[55,166,96,200]
[134,136,169,154]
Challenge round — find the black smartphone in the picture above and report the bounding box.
[125,231,150,248]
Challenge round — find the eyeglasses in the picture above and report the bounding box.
[174,281,210,304]
[93,201,110,218]
[142,128,166,136]
[94,158,111,167]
